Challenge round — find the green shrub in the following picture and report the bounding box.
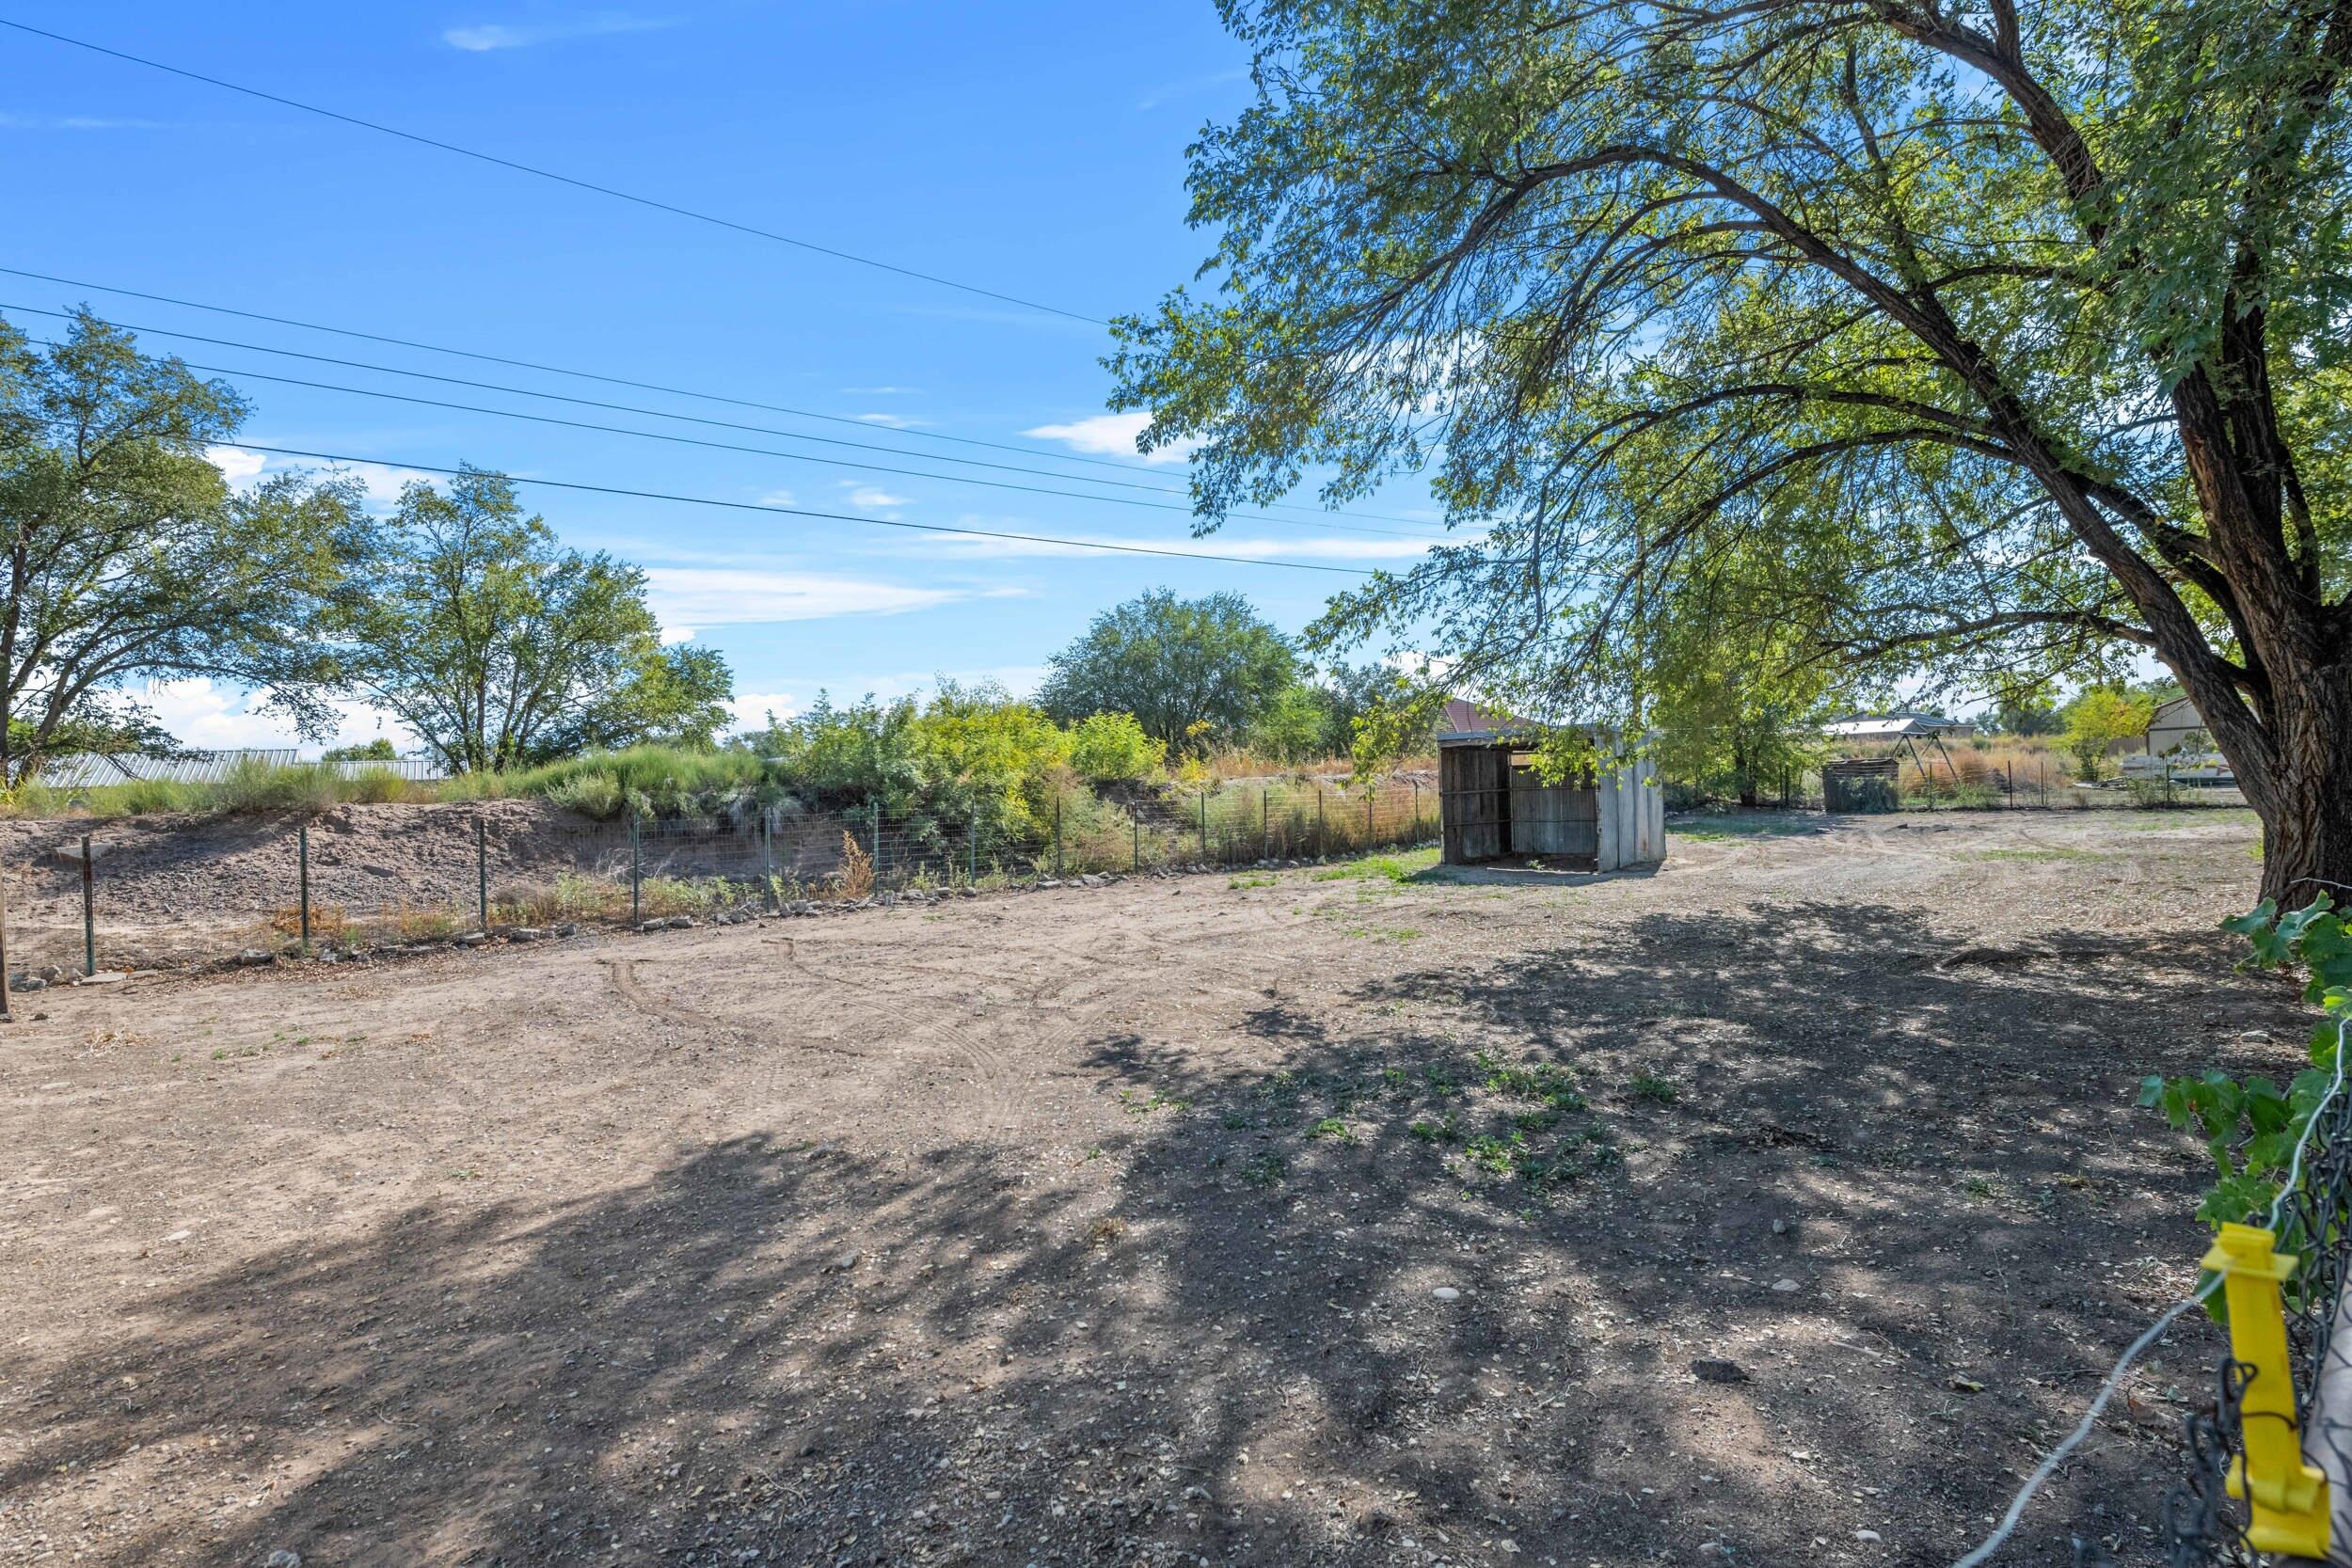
[1068,711,1165,783]
[213,758,345,815]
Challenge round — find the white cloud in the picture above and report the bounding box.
[755,487,798,507]
[1021,412,1198,467]
[135,678,406,753]
[844,485,909,511]
[842,386,918,396]
[207,446,435,507]
[659,626,696,645]
[853,412,925,429]
[207,445,268,483]
[643,567,961,626]
[444,12,675,51]
[724,692,798,734]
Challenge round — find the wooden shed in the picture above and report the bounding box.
[1435,721,1665,871]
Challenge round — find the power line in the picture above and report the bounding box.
[16,332,1443,554]
[217,443,1381,577]
[0,267,1448,531]
[0,17,1104,325]
[0,302,1438,540]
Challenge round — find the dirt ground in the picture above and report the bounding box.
[0,807,2310,1568]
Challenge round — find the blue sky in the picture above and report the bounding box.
[2,2,1452,751]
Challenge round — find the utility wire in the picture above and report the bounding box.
[0,18,1105,325]
[0,268,1446,531]
[20,334,1443,553]
[0,302,1437,540]
[217,443,1379,577]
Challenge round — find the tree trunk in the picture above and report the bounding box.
[2241,658,2352,909]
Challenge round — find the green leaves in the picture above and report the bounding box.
[2140,897,2351,1287]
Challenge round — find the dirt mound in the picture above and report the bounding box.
[0,800,614,962]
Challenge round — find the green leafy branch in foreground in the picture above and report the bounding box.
[2139,895,2352,1304]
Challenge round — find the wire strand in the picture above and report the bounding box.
[218,442,1378,577]
[0,304,1439,540]
[0,268,1445,529]
[0,20,1105,325]
[1951,1013,2352,1568]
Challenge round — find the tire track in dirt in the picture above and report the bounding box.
[599,956,880,1063]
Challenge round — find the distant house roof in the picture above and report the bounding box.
[2148,695,2202,730]
[1822,712,1976,740]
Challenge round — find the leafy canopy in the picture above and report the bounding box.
[1038,590,1298,753]
[1109,0,2352,768]
[0,311,373,781]
[336,467,731,773]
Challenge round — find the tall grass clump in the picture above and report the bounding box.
[495,745,773,819]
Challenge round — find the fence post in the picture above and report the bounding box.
[761,813,775,906]
[1367,790,1375,848]
[475,816,489,932]
[1411,779,1422,842]
[629,812,643,927]
[80,833,94,976]
[298,823,312,956]
[1262,788,1270,861]
[871,800,883,886]
[1054,793,1064,878]
[0,858,12,1022]
[971,817,981,885]
[1316,785,1327,855]
[1132,815,1139,873]
[1199,790,1208,863]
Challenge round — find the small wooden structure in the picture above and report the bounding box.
[1822,756,1899,813]
[1436,720,1664,871]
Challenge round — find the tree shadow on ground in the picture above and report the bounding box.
[4,901,2310,1567]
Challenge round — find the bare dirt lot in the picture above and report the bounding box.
[0,808,2307,1568]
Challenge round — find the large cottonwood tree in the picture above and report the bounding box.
[1113,0,2352,899]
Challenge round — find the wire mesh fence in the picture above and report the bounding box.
[1673,757,2249,815]
[2163,1077,2352,1567]
[0,775,1440,984]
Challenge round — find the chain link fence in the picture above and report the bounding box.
[0,775,1440,985]
[2164,1079,2352,1566]
[1675,756,2249,814]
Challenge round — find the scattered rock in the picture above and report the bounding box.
[263,1552,303,1568]
[8,974,45,993]
[824,1249,863,1274]
[1690,1358,1749,1384]
[73,971,129,986]
[1771,1217,1788,1235]
[1854,1529,1883,1544]
[232,949,276,968]
[552,922,580,937]
[1771,1277,1800,1292]
[455,931,489,948]
[1947,1374,1984,1392]
[507,927,545,942]
[1431,1286,1462,1302]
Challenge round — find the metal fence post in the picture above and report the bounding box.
[78,833,95,975]
[970,817,981,885]
[299,823,312,955]
[1132,815,1140,872]
[871,800,883,887]
[1054,793,1064,877]
[1366,790,1375,848]
[629,813,643,927]
[475,816,489,932]
[1262,788,1270,860]
[1315,785,1326,855]
[1199,790,1208,863]
[0,859,12,1022]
